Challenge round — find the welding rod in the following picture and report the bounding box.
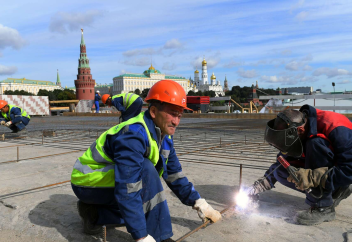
[175,205,235,242]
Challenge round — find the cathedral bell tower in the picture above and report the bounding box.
[74,29,96,100]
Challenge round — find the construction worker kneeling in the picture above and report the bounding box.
[0,100,30,133]
[71,80,221,242]
[249,106,352,226]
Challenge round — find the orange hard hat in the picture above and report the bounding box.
[145,80,192,110]
[0,100,7,109]
[102,94,111,104]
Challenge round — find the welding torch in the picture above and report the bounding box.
[248,155,313,197]
[277,155,312,194]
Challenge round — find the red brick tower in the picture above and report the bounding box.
[74,29,95,100]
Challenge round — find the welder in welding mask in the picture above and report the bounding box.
[247,106,352,226]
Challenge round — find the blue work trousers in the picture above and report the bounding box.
[0,117,29,131]
[95,101,100,113]
[72,158,173,242]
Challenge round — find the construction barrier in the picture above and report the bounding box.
[0,95,49,116]
[75,100,94,113]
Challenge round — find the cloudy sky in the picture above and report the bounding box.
[1,0,352,92]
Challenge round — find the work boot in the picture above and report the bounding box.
[162,239,175,242]
[332,184,352,208]
[295,206,335,225]
[77,201,101,235]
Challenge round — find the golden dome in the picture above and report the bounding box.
[149,64,155,70]
[211,72,216,80]
[194,69,199,73]
[202,58,207,66]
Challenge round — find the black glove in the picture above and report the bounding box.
[248,177,272,196]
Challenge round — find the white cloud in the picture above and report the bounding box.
[285,61,300,71]
[122,57,151,66]
[237,68,258,78]
[295,11,309,22]
[191,56,220,69]
[0,65,17,75]
[302,54,313,62]
[290,0,305,13]
[303,65,312,71]
[260,75,316,85]
[163,39,183,49]
[49,10,104,34]
[313,67,351,78]
[0,24,26,50]
[162,62,177,71]
[281,49,292,56]
[120,69,127,75]
[337,80,351,84]
[223,60,243,68]
[123,48,158,57]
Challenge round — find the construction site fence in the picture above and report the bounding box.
[0,95,49,116]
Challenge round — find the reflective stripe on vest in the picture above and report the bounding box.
[1,104,30,121]
[158,135,172,177]
[71,112,159,188]
[112,93,139,109]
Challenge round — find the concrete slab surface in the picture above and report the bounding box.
[0,117,351,242]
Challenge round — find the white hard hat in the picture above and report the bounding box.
[96,90,100,93]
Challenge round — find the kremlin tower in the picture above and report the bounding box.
[202,58,208,85]
[74,29,95,100]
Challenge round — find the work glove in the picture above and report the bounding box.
[136,235,156,242]
[193,198,222,223]
[5,121,12,127]
[0,121,5,125]
[287,167,328,191]
[248,177,272,196]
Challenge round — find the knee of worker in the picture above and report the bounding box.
[21,117,30,126]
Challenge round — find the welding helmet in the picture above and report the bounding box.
[264,112,306,158]
[145,80,192,110]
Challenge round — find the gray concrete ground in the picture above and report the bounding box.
[0,117,351,242]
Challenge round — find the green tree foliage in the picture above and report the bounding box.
[37,88,76,106]
[134,89,141,95]
[141,88,150,99]
[4,90,34,96]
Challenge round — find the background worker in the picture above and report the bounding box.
[249,105,352,225]
[0,100,30,133]
[71,80,221,242]
[94,90,101,113]
[101,93,143,122]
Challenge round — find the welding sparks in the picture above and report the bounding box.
[235,188,250,209]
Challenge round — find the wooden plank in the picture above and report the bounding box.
[49,100,79,104]
[49,107,69,110]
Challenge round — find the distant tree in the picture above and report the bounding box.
[141,88,150,99]
[4,90,34,96]
[134,89,141,95]
[204,90,216,97]
[37,89,56,101]
[196,90,203,96]
[187,90,195,96]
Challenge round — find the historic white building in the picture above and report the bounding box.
[192,58,224,96]
[0,70,63,95]
[113,65,196,95]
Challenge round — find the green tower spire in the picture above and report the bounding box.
[56,69,61,87]
[80,28,85,45]
[78,29,90,68]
